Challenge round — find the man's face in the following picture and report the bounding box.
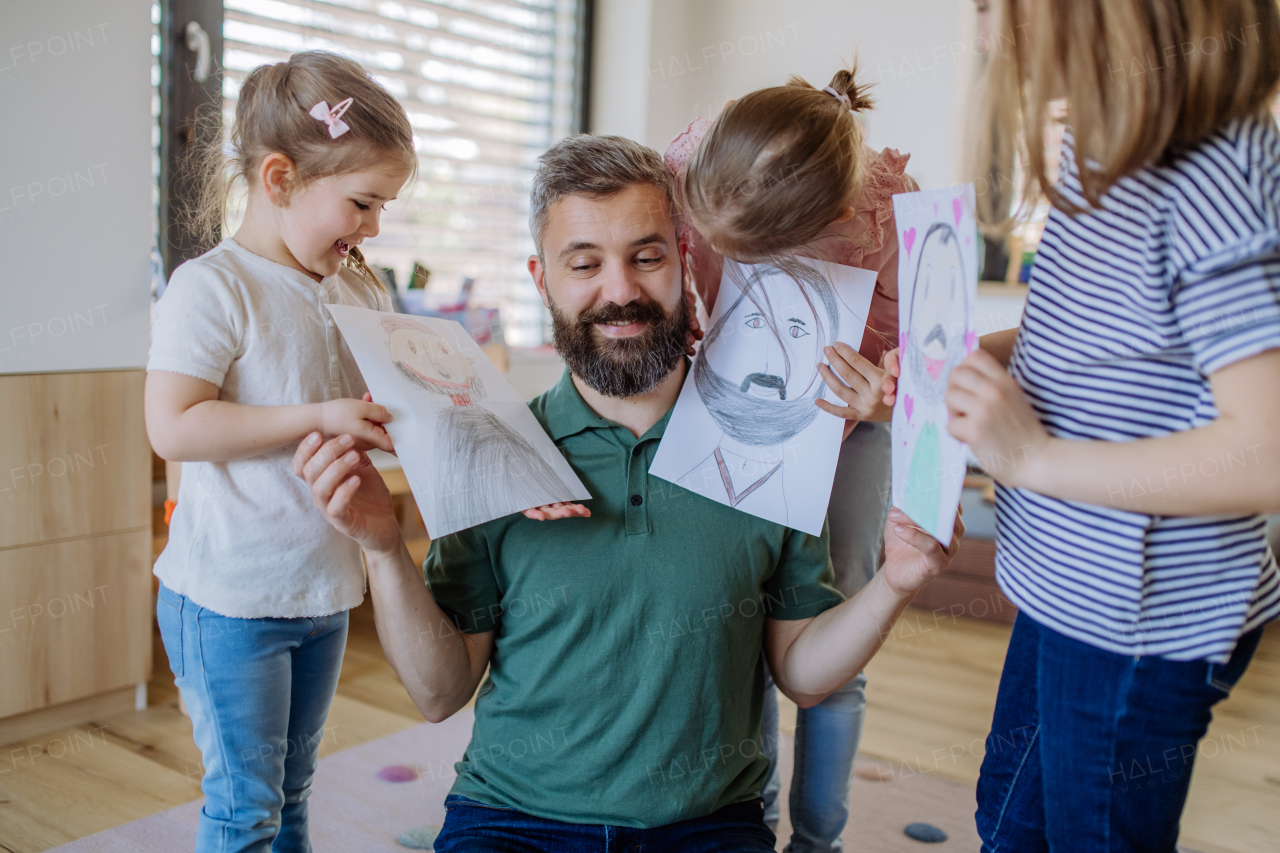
[705,269,823,403]
[529,184,689,398]
[907,227,968,402]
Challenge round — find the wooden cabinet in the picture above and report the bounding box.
[0,371,152,742]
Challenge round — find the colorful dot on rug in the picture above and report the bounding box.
[377,764,420,782]
[904,822,948,843]
[397,825,440,850]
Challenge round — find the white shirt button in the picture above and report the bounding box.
[331,355,339,363]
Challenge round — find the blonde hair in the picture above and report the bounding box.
[975,0,1280,230]
[683,65,873,262]
[187,51,417,285]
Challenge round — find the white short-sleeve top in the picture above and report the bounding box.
[148,239,393,618]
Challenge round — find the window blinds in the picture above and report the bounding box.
[221,0,584,344]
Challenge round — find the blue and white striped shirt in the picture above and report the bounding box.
[997,116,1280,662]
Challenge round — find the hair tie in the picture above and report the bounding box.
[822,86,852,111]
[310,97,354,138]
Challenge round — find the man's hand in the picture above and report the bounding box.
[293,432,402,555]
[817,343,892,428]
[945,349,1049,488]
[318,397,394,453]
[521,501,592,521]
[881,506,964,597]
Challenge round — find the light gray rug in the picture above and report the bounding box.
[52,710,990,852]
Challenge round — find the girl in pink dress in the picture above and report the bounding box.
[665,66,916,852]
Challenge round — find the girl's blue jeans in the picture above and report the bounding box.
[976,612,1263,853]
[157,583,349,853]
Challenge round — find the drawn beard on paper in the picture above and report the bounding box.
[901,222,969,533]
[380,315,570,533]
[694,264,839,446]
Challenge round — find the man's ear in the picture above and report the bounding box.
[259,152,298,207]
[678,238,692,291]
[528,254,552,309]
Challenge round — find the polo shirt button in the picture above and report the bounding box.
[630,494,643,507]
[330,355,339,363]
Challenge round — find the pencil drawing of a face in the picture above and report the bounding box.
[694,264,840,446]
[906,223,968,406]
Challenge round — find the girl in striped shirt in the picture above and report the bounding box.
[884,1,1280,849]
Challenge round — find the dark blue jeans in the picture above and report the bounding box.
[432,795,777,852]
[976,613,1263,853]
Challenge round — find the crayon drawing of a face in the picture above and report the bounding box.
[906,223,968,406]
[381,315,485,405]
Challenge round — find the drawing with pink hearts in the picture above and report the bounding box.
[888,182,978,546]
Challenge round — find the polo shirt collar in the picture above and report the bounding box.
[541,363,683,443]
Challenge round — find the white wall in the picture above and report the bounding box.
[592,0,983,193]
[0,0,153,374]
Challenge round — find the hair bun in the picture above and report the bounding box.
[827,66,874,113]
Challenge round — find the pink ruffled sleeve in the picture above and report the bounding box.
[850,147,917,365]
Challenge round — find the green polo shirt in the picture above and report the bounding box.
[423,366,842,828]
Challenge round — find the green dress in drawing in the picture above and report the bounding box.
[903,421,942,532]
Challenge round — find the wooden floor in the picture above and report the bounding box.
[2,537,1277,852]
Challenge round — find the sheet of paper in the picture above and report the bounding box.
[890,183,979,546]
[327,305,590,538]
[649,258,877,536]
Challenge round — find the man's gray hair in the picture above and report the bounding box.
[529,134,680,258]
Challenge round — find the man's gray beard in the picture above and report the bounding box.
[693,354,823,446]
[549,296,689,399]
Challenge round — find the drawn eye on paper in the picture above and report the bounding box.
[375,314,575,534]
[890,185,978,546]
[649,258,877,536]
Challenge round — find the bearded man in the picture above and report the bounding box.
[293,134,962,852]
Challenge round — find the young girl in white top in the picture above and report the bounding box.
[145,51,414,851]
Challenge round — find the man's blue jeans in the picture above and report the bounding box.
[432,795,777,852]
[760,421,889,852]
[976,612,1264,853]
[157,583,349,853]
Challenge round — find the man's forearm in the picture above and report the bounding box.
[364,541,483,722]
[776,571,914,706]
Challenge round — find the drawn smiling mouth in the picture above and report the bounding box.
[740,372,787,401]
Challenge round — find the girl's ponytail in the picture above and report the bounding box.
[814,67,875,114]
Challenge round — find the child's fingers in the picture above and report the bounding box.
[832,343,882,384]
[359,402,392,423]
[815,398,856,420]
[817,364,859,406]
[822,348,873,399]
[362,392,373,403]
[884,348,901,378]
[360,422,396,453]
[522,502,590,521]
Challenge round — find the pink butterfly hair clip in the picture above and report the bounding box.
[310,97,354,139]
